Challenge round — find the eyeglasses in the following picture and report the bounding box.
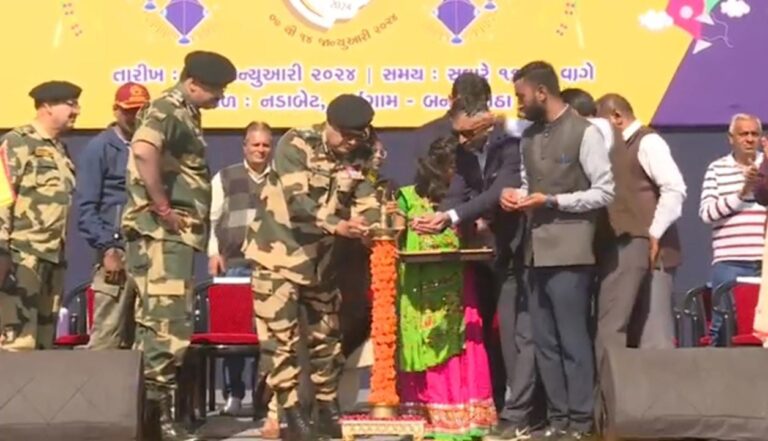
[341,127,373,144]
[454,126,490,141]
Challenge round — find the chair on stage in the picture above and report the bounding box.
[54,281,95,348]
[716,277,762,347]
[187,277,260,422]
[674,284,712,347]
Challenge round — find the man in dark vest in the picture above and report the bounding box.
[595,94,685,357]
[500,61,614,440]
[207,121,279,435]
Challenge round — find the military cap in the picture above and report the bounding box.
[28,81,82,103]
[326,94,375,131]
[183,51,237,87]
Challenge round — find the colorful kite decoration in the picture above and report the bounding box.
[436,0,478,44]
[162,0,208,45]
[640,0,751,54]
[435,0,497,45]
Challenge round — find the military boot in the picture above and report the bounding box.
[142,399,162,441]
[158,394,197,441]
[316,400,343,439]
[282,405,317,441]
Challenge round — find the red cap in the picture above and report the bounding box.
[114,83,150,109]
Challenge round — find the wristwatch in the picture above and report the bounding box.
[545,195,558,209]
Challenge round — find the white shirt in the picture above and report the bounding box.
[474,148,488,172]
[207,161,269,257]
[623,120,687,239]
[587,118,614,151]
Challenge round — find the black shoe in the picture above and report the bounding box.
[282,405,318,441]
[143,399,162,441]
[533,426,567,441]
[158,395,197,441]
[316,400,343,439]
[488,421,534,440]
[561,431,598,441]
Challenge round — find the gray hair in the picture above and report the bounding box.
[728,113,763,135]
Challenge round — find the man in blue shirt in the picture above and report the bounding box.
[76,83,150,350]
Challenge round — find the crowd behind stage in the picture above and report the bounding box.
[1,50,768,441]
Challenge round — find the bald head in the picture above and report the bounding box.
[596,93,636,131]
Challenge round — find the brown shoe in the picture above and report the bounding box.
[260,417,281,439]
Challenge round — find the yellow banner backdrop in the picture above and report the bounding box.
[0,0,691,129]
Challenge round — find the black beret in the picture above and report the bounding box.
[326,94,374,131]
[184,51,237,87]
[28,81,82,103]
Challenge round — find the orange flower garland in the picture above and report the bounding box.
[368,239,400,406]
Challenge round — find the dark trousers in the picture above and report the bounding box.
[222,265,253,400]
[472,263,507,409]
[529,266,595,432]
[496,265,542,427]
[223,356,247,399]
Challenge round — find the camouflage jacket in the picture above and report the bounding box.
[0,123,75,263]
[121,84,211,251]
[243,125,381,286]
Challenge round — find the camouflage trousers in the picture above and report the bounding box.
[0,252,65,351]
[126,236,194,401]
[255,314,280,420]
[251,266,343,409]
[86,262,137,350]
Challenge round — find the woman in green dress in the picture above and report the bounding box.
[395,136,497,440]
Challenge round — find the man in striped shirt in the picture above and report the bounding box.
[699,113,765,346]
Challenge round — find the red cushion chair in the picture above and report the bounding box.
[714,279,762,346]
[54,283,94,348]
[188,279,260,422]
[729,281,762,346]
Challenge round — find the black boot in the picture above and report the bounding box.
[316,400,343,439]
[158,394,197,441]
[282,405,317,441]
[143,399,162,441]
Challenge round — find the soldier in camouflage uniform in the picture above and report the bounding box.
[121,51,236,441]
[0,81,80,351]
[243,94,381,441]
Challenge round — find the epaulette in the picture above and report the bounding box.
[12,125,35,138]
[1,125,34,145]
[293,127,323,151]
[166,88,186,108]
[139,105,169,122]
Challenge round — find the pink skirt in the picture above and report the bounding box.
[398,267,497,439]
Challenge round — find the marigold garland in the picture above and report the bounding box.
[368,239,400,406]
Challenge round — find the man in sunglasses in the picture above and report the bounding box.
[412,91,543,438]
[243,94,381,441]
[0,80,81,351]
